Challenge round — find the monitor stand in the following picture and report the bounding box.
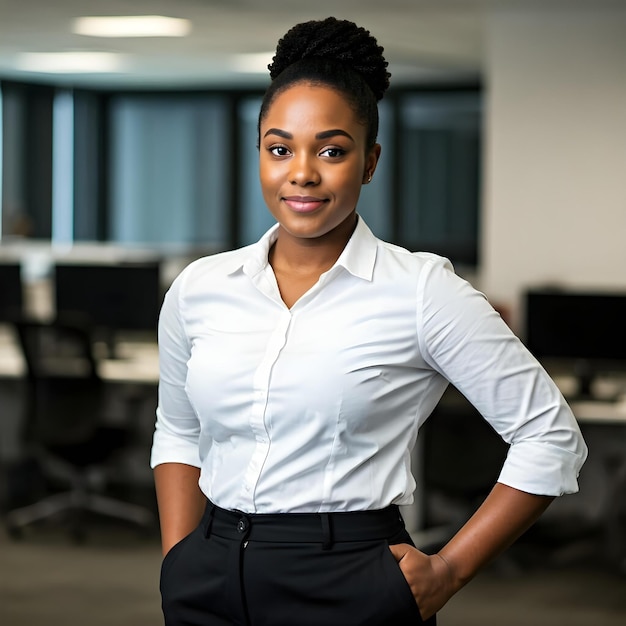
[97,327,126,361]
[567,359,620,404]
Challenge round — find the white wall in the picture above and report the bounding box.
[480,7,626,331]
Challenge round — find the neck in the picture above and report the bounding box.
[270,214,357,275]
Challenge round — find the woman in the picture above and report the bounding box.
[151,16,587,625]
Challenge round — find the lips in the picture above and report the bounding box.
[283,196,327,213]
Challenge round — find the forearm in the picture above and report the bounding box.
[154,462,207,556]
[438,482,554,592]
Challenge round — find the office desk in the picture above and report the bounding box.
[569,399,626,425]
[97,339,159,384]
[0,324,159,385]
[0,326,23,378]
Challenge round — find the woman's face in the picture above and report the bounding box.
[259,82,380,243]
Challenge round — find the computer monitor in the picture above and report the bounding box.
[0,262,24,322]
[524,289,626,401]
[54,261,162,354]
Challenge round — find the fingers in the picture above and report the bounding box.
[388,545,455,620]
[388,542,412,562]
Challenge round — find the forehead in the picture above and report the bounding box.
[262,82,364,135]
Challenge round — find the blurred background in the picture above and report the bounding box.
[0,1,625,624]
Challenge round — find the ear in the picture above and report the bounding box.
[362,143,382,184]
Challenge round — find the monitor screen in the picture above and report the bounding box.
[0,262,23,322]
[525,289,626,399]
[54,262,162,335]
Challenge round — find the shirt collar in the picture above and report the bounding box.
[332,215,378,281]
[231,215,378,282]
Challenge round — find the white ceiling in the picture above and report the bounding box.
[0,0,613,89]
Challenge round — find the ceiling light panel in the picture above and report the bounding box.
[72,15,191,38]
[16,52,127,73]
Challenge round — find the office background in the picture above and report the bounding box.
[1,2,624,331]
[1,2,626,625]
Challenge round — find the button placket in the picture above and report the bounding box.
[241,311,292,506]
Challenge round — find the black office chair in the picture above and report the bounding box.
[4,318,154,541]
[0,261,23,323]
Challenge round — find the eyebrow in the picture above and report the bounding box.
[263,128,355,142]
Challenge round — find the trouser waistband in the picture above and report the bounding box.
[202,500,406,549]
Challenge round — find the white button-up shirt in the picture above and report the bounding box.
[151,217,587,513]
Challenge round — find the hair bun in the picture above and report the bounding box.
[268,17,390,101]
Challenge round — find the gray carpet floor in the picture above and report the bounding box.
[1,520,625,626]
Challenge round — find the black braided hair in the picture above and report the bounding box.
[258,17,391,149]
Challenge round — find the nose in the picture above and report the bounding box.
[289,153,320,186]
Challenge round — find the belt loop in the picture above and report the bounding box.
[320,513,333,550]
[204,501,216,538]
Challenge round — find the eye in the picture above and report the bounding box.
[268,145,291,157]
[319,146,346,158]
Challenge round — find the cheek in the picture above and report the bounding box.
[334,167,365,200]
[259,165,283,216]
[259,160,283,191]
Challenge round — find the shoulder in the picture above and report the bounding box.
[369,235,484,313]
[374,236,455,277]
[159,246,251,321]
[170,245,252,293]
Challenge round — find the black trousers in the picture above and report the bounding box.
[160,502,436,626]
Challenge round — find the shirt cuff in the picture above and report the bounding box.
[497,440,586,496]
[150,428,202,469]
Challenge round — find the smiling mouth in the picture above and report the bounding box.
[282,196,327,213]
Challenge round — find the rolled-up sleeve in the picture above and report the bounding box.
[417,257,588,496]
[150,272,202,469]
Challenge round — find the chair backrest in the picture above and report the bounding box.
[0,262,23,322]
[12,319,102,445]
[13,319,99,381]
